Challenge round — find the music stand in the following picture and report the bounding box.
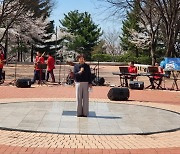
[118,67,129,87]
[37,63,47,85]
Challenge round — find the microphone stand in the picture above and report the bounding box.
[58,60,62,85]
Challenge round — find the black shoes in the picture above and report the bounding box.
[77,115,87,117]
[0,80,4,84]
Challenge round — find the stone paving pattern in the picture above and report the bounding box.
[0,101,179,135]
[0,64,179,153]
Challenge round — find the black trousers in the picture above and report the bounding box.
[125,76,134,87]
[0,68,2,81]
[32,70,40,84]
[46,69,55,82]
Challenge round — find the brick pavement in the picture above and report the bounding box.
[0,85,179,105]
[0,85,179,153]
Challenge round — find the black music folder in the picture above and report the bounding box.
[147,66,158,73]
[119,67,129,73]
[37,63,47,69]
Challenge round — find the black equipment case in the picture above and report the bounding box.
[129,81,144,90]
[16,78,32,88]
[107,87,129,101]
[93,77,105,86]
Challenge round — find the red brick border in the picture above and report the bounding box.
[0,145,180,154]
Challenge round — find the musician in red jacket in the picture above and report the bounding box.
[32,51,45,84]
[149,62,163,89]
[125,61,137,87]
[46,52,55,83]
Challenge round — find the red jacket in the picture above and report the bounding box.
[0,53,5,69]
[128,66,137,73]
[34,56,45,70]
[47,56,55,71]
[154,67,163,79]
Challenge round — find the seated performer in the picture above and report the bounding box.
[32,51,45,84]
[149,62,163,89]
[125,61,137,87]
[66,69,74,85]
[0,49,5,84]
[46,52,55,83]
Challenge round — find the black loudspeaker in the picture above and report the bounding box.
[16,78,32,88]
[2,70,5,80]
[107,87,129,101]
[129,81,144,90]
[93,77,105,86]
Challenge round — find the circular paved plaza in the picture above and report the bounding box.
[0,85,179,153]
[0,101,179,135]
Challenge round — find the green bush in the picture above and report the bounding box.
[91,54,112,62]
[91,53,152,64]
[136,56,151,64]
[114,54,137,63]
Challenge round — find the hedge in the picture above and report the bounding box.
[92,54,152,64]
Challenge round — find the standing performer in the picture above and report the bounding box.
[0,49,5,84]
[32,51,45,84]
[46,52,55,83]
[73,54,92,117]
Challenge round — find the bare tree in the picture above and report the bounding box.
[0,0,53,60]
[0,0,53,43]
[102,0,180,63]
[103,28,122,56]
[137,0,162,65]
[153,0,180,57]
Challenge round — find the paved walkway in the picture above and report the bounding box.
[0,84,179,153]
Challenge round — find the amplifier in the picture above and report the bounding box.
[93,77,105,86]
[129,81,144,90]
[16,78,32,88]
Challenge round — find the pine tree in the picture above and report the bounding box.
[120,0,141,57]
[60,10,102,60]
[34,21,63,56]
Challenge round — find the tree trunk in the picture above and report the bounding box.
[18,52,20,62]
[4,31,8,60]
[135,47,139,57]
[150,36,157,65]
[21,50,23,62]
[31,45,34,62]
[166,35,176,57]
[151,49,156,66]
